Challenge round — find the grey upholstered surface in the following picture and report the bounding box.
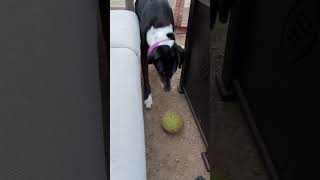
[0,0,107,179]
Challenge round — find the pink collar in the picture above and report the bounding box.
[147,38,171,57]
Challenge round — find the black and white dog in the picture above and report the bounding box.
[135,0,185,109]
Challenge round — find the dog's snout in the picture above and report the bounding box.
[160,77,171,92]
[164,86,171,92]
[163,80,171,92]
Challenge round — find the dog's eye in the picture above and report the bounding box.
[161,72,171,76]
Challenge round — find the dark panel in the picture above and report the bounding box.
[180,0,210,145]
[228,0,320,179]
[0,0,107,179]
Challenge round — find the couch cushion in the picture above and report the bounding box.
[110,10,141,58]
[110,48,146,180]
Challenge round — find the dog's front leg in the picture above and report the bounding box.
[141,44,152,110]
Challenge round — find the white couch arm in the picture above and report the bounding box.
[110,10,146,180]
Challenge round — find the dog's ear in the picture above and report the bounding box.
[153,48,162,60]
[148,46,162,62]
[174,44,185,68]
[167,33,175,40]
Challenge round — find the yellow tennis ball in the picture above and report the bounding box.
[162,111,184,133]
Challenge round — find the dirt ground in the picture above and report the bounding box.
[143,34,210,180]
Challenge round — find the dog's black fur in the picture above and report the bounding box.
[135,0,185,109]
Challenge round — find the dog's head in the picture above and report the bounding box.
[148,42,185,92]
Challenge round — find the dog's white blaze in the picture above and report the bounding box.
[146,24,174,47]
[144,94,152,109]
[160,81,164,89]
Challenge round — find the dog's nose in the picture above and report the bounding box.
[164,86,171,92]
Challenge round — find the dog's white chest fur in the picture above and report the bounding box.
[146,24,174,47]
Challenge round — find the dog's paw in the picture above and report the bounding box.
[144,94,152,110]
